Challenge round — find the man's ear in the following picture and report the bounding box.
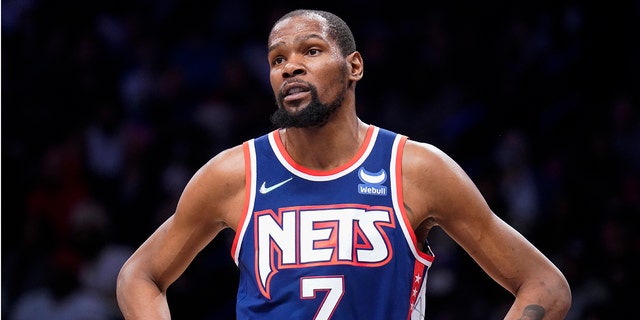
[347,51,364,81]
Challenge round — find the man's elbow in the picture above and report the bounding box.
[116,261,132,301]
[553,275,572,317]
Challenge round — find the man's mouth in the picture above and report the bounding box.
[281,82,310,101]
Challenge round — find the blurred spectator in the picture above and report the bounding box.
[494,129,540,235]
[9,247,111,320]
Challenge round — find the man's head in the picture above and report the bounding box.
[272,9,356,57]
[267,9,363,128]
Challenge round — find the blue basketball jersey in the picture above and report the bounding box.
[231,125,435,320]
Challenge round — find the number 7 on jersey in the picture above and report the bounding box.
[301,276,345,320]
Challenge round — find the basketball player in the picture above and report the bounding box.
[116,9,571,319]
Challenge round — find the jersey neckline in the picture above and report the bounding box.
[269,125,377,180]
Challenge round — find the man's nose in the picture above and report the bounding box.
[282,59,305,78]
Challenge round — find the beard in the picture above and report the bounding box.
[271,81,346,129]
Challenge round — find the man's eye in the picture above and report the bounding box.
[273,57,284,65]
[308,49,320,56]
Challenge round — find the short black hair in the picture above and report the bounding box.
[272,9,357,57]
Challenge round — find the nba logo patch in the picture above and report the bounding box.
[357,167,387,196]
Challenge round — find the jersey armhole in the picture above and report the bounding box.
[393,136,435,264]
[230,140,256,264]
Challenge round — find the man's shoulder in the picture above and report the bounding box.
[203,129,279,174]
[402,139,456,173]
[200,144,246,179]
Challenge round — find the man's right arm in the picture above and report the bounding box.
[116,145,246,319]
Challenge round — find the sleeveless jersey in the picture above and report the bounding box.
[231,125,435,320]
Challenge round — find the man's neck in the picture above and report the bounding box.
[279,117,368,171]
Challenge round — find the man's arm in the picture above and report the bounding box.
[402,140,571,319]
[116,145,246,319]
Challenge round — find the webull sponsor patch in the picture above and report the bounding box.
[357,167,387,196]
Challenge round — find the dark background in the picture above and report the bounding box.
[3,0,639,319]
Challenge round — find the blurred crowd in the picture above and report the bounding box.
[3,0,639,319]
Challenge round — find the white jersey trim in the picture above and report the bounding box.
[390,135,434,267]
[267,126,379,182]
[233,139,258,265]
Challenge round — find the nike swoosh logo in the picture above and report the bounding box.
[259,177,293,194]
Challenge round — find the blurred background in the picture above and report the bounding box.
[2,0,639,319]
